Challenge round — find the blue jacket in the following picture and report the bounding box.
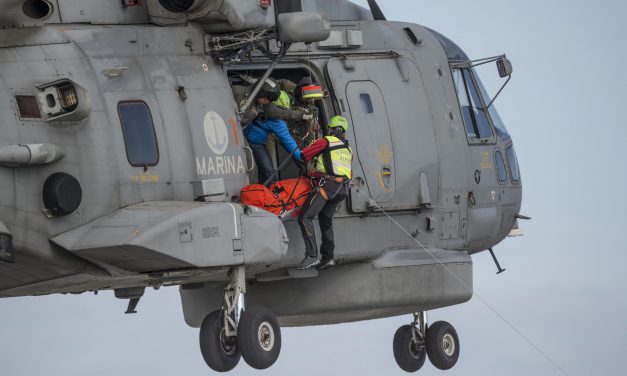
[244,118,301,159]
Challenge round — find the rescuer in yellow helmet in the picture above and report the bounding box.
[296,115,353,271]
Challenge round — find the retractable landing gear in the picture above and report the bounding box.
[237,305,281,369]
[425,320,460,370]
[199,266,282,372]
[393,312,460,372]
[200,310,240,372]
[393,312,427,372]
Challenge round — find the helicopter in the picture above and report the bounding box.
[0,0,524,372]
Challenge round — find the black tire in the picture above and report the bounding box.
[425,321,460,370]
[393,325,427,373]
[237,306,282,370]
[199,310,241,372]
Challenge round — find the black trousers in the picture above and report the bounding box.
[298,179,348,259]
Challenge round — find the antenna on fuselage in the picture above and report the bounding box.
[367,0,387,20]
[488,248,506,275]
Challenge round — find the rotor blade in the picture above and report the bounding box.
[367,0,387,20]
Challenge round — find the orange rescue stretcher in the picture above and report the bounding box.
[240,178,313,215]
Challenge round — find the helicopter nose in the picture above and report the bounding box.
[0,222,15,263]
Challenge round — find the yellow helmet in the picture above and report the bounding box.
[328,116,348,132]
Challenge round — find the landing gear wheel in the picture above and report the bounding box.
[393,325,426,373]
[237,306,282,370]
[425,321,460,370]
[199,310,241,372]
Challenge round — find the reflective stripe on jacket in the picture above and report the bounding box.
[314,136,352,179]
[273,90,292,109]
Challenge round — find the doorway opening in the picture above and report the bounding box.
[228,67,330,183]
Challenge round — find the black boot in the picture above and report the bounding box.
[0,234,15,263]
[296,255,320,270]
[316,258,336,271]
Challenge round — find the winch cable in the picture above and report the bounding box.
[303,44,322,140]
[355,189,569,376]
[306,43,313,83]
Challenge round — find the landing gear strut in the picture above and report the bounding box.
[393,312,427,372]
[199,266,282,372]
[393,312,460,372]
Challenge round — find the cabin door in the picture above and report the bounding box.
[326,59,396,212]
[326,56,439,212]
[345,80,396,207]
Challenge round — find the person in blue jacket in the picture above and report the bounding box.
[244,87,301,185]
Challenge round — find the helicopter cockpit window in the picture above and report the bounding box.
[505,145,520,183]
[495,150,507,184]
[453,70,477,137]
[453,68,494,142]
[475,75,511,140]
[118,101,160,167]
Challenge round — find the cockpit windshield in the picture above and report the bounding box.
[453,67,511,142]
[428,28,512,142]
[473,71,511,140]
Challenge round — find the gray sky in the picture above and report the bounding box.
[1,0,626,375]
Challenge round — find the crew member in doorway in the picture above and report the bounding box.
[296,116,353,270]
[262,78,315,124]
[244,86,302,185]
[261,78,315,158]
[289,77,324,148]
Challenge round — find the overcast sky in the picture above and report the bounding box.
[1,1,626,375]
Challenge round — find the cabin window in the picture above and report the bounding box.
[15,95,42,119]
[360,93,374,113]
[453,68,495,141]
[404,27,420,45]
[505,145,520,183]
[495,150,507,184]
[117,101,159,167]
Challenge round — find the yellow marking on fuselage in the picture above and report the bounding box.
[377,144,394,164]
[481,151,493,169]
[130,175,160,183]
[376,171,393,192]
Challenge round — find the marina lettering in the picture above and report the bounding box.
[196,155,246,176]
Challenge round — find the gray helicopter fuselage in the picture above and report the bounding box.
[0,0,521,327]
